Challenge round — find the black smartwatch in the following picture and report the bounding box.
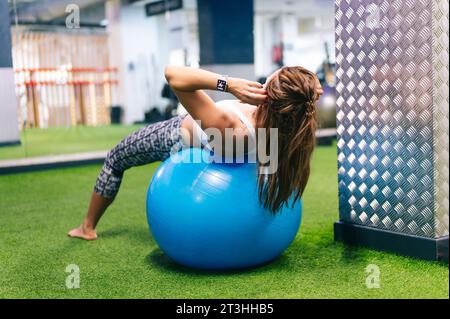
[216,75,228,92]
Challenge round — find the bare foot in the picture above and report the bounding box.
[68,224,98,240]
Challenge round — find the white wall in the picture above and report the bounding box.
[282,13,335,72]
[0,68,20,144]
[254,0,335,76]
[254,15,282,78]
[107,0,170,124]
[107,0,199,124]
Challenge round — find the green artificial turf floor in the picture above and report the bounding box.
[0,125,144,160]
[0,143,448,298]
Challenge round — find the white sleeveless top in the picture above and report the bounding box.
[193,100,257,161]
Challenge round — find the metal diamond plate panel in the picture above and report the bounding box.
[336,0,449,238]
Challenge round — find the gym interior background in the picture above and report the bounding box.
[1,0,335,142]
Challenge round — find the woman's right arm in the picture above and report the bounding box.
[165,66,266,104]
[164,66,266,132]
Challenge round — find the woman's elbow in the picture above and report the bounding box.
[165,66,183,90]
[164,66,175,83]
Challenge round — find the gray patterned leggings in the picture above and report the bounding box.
[94,116,184,198]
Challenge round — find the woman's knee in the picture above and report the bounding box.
[94,164,123,198]
[104,146,125,173]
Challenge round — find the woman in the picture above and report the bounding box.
[68,66,323,240]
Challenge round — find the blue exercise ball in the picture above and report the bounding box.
[146,148,302,270]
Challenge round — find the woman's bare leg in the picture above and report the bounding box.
[68,191,114,240]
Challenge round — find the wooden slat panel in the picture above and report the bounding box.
[11,29,116,128]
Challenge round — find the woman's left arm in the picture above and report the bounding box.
[165,66,223,92]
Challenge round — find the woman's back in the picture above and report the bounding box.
[180,100,257,158]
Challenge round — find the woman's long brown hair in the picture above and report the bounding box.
[255,66,319,213]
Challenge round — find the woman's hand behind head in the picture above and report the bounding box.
[228,77,267,106]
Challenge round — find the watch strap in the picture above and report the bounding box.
[216,75,229,92]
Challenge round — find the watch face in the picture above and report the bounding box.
[217,79,227,91]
